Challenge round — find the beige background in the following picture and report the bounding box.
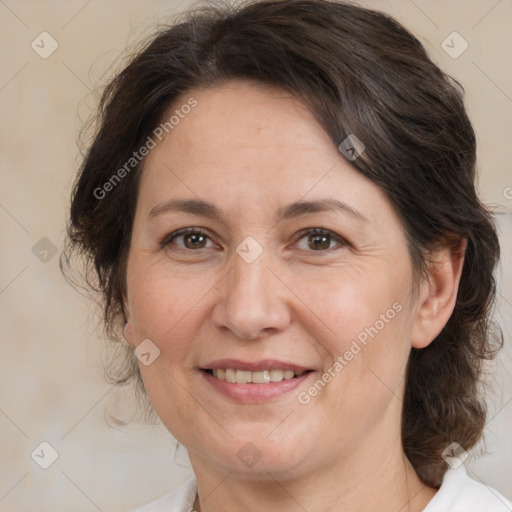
[0,0,511,510]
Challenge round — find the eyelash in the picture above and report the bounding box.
[160,227,347,254]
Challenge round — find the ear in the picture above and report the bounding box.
[122,297,137,348]
[411,238,467,349]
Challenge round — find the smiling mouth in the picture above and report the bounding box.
[202,368,312,384]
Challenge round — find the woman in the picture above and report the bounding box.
[61,0,512,510]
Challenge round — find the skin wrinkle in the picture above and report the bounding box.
[120,81,465,511]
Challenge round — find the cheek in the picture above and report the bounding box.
[126,262,219,362]
[125,265,212,433]
[128,254,189,331]
[310,271,406,350]
[306,270,412,404]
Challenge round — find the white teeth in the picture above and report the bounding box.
[252,371,270,383]
[211,368,306,384]
[235,370,252,384]
[270,369,284,382]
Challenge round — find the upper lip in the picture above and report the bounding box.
[201,359,312,373]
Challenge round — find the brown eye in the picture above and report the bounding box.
[161,228,213,250]
[296,228,346,252]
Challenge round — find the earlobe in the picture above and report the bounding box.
[122,321,137,347]
[411,238,467,349]
[122,302,137,347]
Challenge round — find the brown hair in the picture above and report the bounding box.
[61,0,502,488]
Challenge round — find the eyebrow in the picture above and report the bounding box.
[148,198,367,223]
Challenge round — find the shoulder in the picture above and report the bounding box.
[423,465,512,512]
[125,476,197,512]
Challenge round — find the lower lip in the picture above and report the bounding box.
[201,370,313,403]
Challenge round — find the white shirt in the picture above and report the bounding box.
[128,465,512,511]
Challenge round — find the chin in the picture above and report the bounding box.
[203,432,316,481]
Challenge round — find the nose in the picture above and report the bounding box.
[211,243,291,341]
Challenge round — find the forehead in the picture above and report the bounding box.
[160,80,334,171]
[136,81,394,229]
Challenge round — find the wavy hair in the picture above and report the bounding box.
[61,0,502,487]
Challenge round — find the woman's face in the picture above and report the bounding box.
[124,80,423,479]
